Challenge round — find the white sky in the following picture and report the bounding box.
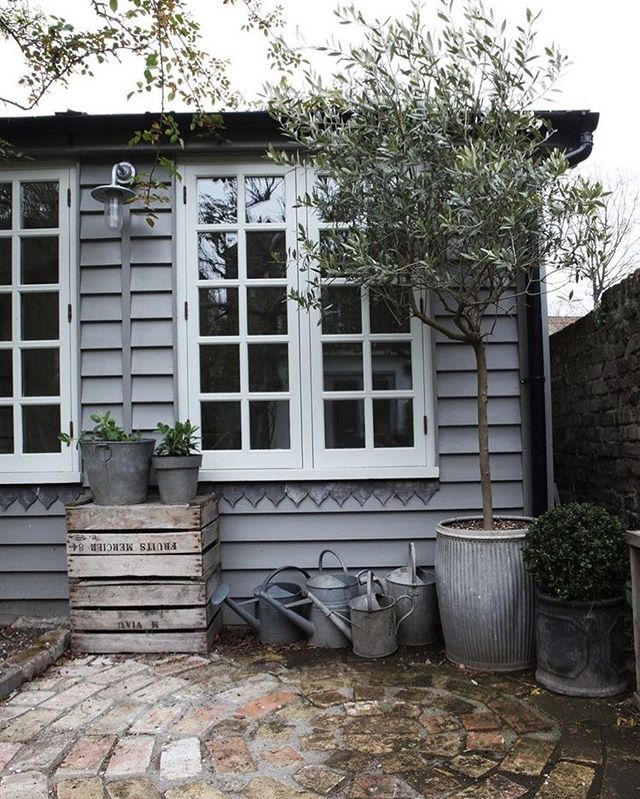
[3,0,638,312]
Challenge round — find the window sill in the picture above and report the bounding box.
[197,466,440,482]
[0,472,82,485]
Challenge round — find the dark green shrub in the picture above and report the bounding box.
[524,503,628,601]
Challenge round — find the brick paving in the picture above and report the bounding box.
[0,636,638,798]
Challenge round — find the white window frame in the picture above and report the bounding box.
[0,166,79,483]
[177,161,438,481]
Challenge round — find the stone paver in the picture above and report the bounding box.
[56,778,104,799]
[0,770,48,799]
[0,636,636,799]
[56,736,116,778]
[159,738,201,781]
[105,736,155,778]
[537,761,596,799]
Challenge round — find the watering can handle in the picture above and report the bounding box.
[356,569,385,594]
[366,569,373,613]
[318,549,349,576]
[409,542,417,584]
[263,566,310,589]
[394,594,415,631]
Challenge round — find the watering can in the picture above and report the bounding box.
[257,549,358,648]
[385,542,438,646]
[260,570,414,659]
[210,566,311,644]
[349,570,415,658]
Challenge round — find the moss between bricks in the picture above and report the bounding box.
[0,627,69,700]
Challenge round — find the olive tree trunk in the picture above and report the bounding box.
[472,338,493,529]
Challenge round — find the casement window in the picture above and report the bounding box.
[0,169,77,481]
[177,163,437,480]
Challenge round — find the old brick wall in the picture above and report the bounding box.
[551,270,640,528]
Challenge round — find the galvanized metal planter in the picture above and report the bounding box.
[80,440,155,506]
[435,516,535,672]
[152,454,203,504]
[535,591,627,697]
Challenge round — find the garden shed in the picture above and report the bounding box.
[0,109,598,620]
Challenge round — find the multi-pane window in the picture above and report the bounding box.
[0,170,74,476]
[179,164,435,478]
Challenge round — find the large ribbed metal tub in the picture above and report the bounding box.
[435,516,534,672]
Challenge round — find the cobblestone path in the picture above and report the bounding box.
[0,638,638,798]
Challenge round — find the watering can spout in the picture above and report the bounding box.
[306,592,353,642]
[223,595,262,633]
[256,590,315,637]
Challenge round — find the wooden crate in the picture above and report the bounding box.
[66,494,221,654]
[628,531,640,708]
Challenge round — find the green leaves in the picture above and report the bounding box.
[154,420,200,456]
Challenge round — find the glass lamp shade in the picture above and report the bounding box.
[104,193,124,230]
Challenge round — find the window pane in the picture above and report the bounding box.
[247,287,287,335]
[21,293,59,341]
[246,231,286,279]
[22,349,59,396]
[0,406,13,453]
[245,176,285,223]
[21,237,58,284]
[198,232,238,280]
[199,344,240,393]
[371,342,413,390]
[199,288,239,336]
[201,401,241,450]
[0,350,12,397]
[0,184,11,230]
[22,404,60,452]
[323,343,363,391]
[324,399,365,449]
[321,287,361,334]
[0,239,10,284]
[197,178,237,224]
[0,295,10,340]
[248,344,289,392]
[370,289,411,333]
[373,399,414,448]
[250,401,290,449]
[21,181,58,229]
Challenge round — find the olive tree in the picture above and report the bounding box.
[268,0,602,528]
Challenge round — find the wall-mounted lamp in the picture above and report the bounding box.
[91,162,136,230]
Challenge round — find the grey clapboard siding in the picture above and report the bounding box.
[1,156,531,619]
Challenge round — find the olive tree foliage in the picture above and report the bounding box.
[0,0,290,215]
[268,0,603,527]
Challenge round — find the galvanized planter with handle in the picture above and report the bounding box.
[385,542,438,645]
[435,516,534,671]
[80,440,155,505]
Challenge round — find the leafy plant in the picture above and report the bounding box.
[154,420,200,457]
[524,503,628,602]
[59,411,141,447]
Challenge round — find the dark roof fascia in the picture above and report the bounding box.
[0,109,599,161]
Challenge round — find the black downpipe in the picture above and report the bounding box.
[526,267,548,516]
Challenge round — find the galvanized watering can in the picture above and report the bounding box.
[210,566,311,644]
[258,550,359,648]
[385,542,438,646]
[349,571,414,659]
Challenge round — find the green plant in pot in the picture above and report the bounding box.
[524,502,629,697]
[152,420,202,504]
[60,412,154,506]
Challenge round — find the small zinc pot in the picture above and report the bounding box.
[535,591,628,697]
[435,516,535,671]
[81,440,155,506]
[152,454,203,504]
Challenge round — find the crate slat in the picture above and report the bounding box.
[69,576,219,608]
[70,604,217,632]
[66,494,218,532]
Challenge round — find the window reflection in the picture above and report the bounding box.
[324,399,365,449]
[199,288,239,336]
[0,184,10,230]
[371,342,412,390]
[370,289,411,333]
[197,177,237,224]
[199,344,240,393]
[247,287,287,335]
[323,343,363,391]
[198,232,238,280]
[321,287,361,334]
[248,344,288,392]
[245,176,285,223]
[246,231,286,279]
[373,399,414,448]
[250,400,290,449]
[201,401,241,450]
[21,182,58,229]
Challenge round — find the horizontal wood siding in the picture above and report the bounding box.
[2,158,527,620]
